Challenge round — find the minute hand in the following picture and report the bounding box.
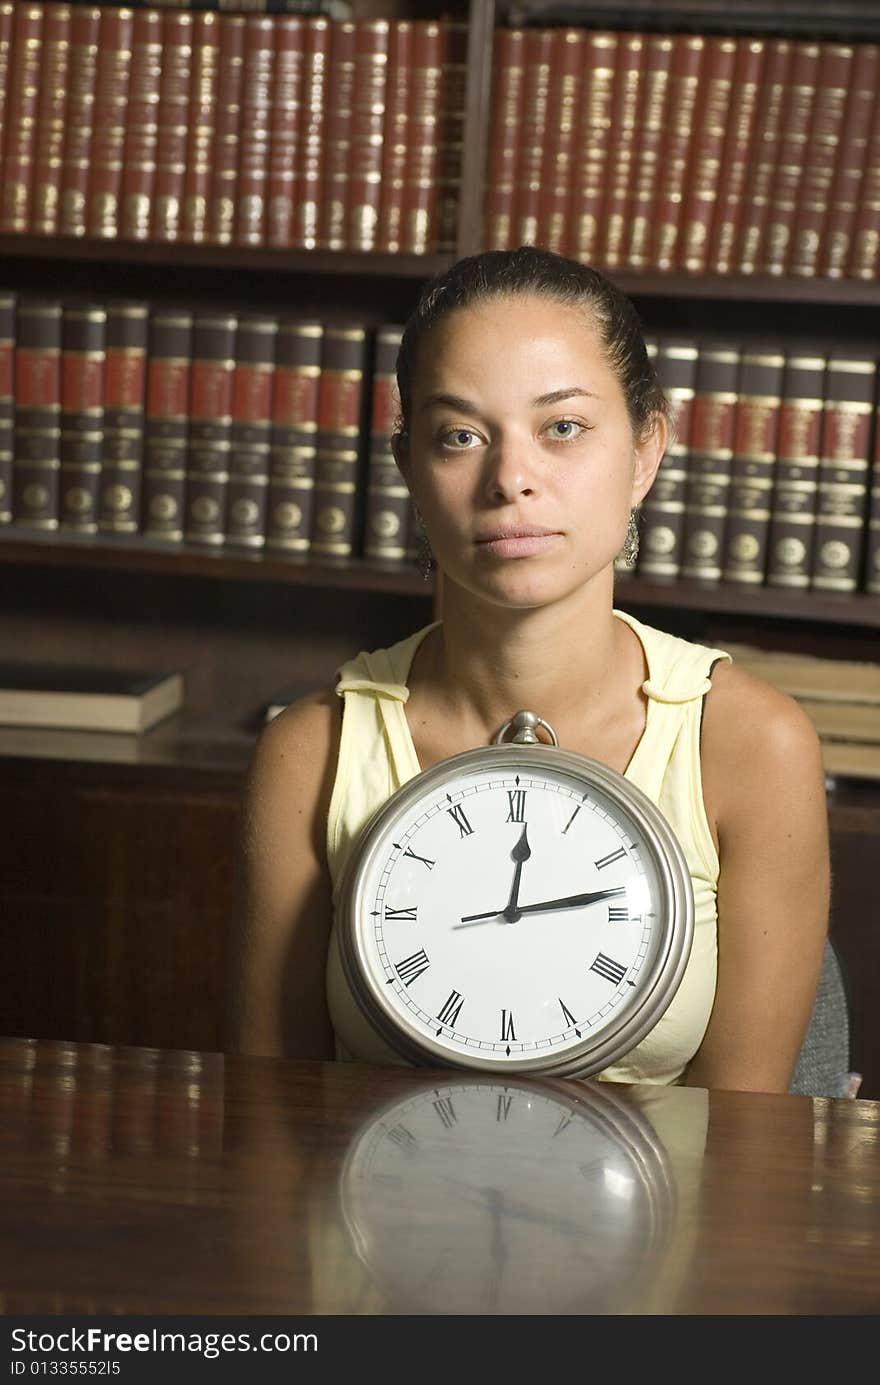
[516,885,627,916]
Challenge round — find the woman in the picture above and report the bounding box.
[230,247,830,1092]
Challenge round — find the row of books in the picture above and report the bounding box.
[631,337,880,597]
[0,4,466,254]
[485,26,880,282]
[0,292,421,564]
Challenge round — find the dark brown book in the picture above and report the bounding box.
[142,308,194,544]
[866,406,880,595]
[85,6,135,240]
[266,320,323,553]
[810,353,877,593]
[678,36,738,274]
[822,43,879,279]
[399,20,444,255]
[289,15,330,251]
[30,2,71,237]
[482,26,526,251]
[599,30,645,269]
[760,40,822,276]
[347,19,391,253]
[58,5,102,239]
[735,38,792,274]
[766,352,826,590]
[363,325,408,565]
[569,29,618,264]
[226,313,278,549]
[316,18,357,250]
[788,43,855,278]
[536,28,586,255]
[720,348,786,585]
[98,301,149,536]
[153,11,195,243]
[0,290,14,526]
[206,13,246,246]
[375,20,413,254]
[707,36,766,275]
[234,16,275,247]
[846,66,880,282]
[0,4,14,190]
[679,342,741,583]
[179,11,222,245]
[624,33,673,270]
[59,305,107,535]
[0,3,44,233]
[119,8,164,242]
[434,17,468,254]
[650,34,705,272]
[511,25,554,249]
[636,338,699,581]
[309,325,368,560]
[265,16,305,248]
[184,312,238,546]
[12,298,63,532]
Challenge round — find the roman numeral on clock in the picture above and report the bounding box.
[384,905,417,922]
[559,998,581,1035]
[436,989,465,1027]
[595,846,627,870]
[496,1093,512,1122]
[506,789,527,822]
[590,952,627,986]
[500,1009,516,1041]
[394,948,430,986]
[399,845,435,870]
[608,905,629,923]
[432,1096,457,1129]
[446,801,474,838]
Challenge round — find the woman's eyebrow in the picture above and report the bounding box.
[419,386,598,412]
[533,387,597,407]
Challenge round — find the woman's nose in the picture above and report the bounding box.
[483,439,537,502]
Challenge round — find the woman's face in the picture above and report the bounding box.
[397,294,665,610]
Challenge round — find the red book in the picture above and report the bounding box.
[59,305,107,534]
[30,2,71,237]
[207,14,246,246]
[678,36,738,274]
[317,19,357,251]
[866,405,880,594]
[650,34,705,272]
[599,31,646,269]
[291,16,331,251]
[707,36,766,275]
[822,44,879,279]
[376,20,414,254]
[766,352,826,590]
[265,16,306,249]
[535,29,586,254]
[347,19,391,254]
[0,4,14,192]
[142,308,194,544]
[788,43,855,278]
[266,320,323,554]
[810,353,876,593]
[435,18,468,254]
[759,40,822,276]
[399,20,444,255]
[153,12,195,243]
[13,298,63,532]
[119,8,164,243]
[846,71,880,281]
[637,337,699,581]
[98,301,149,536]
[86,6,135,240]
[679,341,742,583]
[180,11,222,245]
[309,325,368,561]
[569,30,619,264]
[625,33,674,271]
[234,16,276,247]
[511,26,554,248]
[58,5,102,239]
[226,314,278,549]
[185,312,238,546]
[0,290,14,526]
[0,3,44,234]
[720,348,786,585]
[482,27,526,252]
[735,38,793,275]
[363,325,407,565]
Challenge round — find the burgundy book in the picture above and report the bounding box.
[0,291,14,526]
[599,30,645,270]
[119,8,164,243]
[759,40,822,276]
[317,19,357,251]
[265,16,305,249]
[399,20,444,255]
[234,16,276,247]
[0,3,14,191]
[735,38,793,275]
[291,16,331,251]
[98,301,149,537]
[347,19,391,254]
[678,342,742,584]
[59,305,107,535]
[363,325,408,565]
[720,348,786,585]
[536,29,587,255]
[85,6,135,241]
[650,33,705,272]
[206,13,246,246]
[266,320,323,553]
[636,337,699,582]
[58,5,102,239]
[434,18,468,254]
[30,2,71,237]
[810,353,877,593]
[152,11,195,243]
[142,309,194,544]
[179,11,222,245]
[866,405,880,594]
[787,43,855,278]
[707,36,766,275]
[13,298,63,532]
[766,352,826,590]
[376,20,414,254]
[678,36,738,274]
[309,325,368,561]
[0,3,44,234]
[846,66,880,281]
[184,312,238,546]
[568,29,618,264]
[482,26,526,252]
[625,33,674,271]
[822,44,879,279]
[510,26,554,249]
[226,314,278,549]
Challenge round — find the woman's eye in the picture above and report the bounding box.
[545,418,584,441]
[440,427,481,449]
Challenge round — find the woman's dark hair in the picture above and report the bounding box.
[395,246,670,443]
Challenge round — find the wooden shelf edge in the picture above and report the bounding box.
[614,574,880,629]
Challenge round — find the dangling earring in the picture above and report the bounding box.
[413,508,434,581]
[621,509,640,567]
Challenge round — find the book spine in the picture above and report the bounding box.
[376,19,413,254]
[625,33,673,271]
[142,308,194,544]
[234,15,275,246]
[866,406,880,594]
[0,3,44,234]
[347,18,390,254]
[765,353,826,589]
[846,73,880,281]
[119,8,164,242]
[650,34,704,272]
[309,325,367,560]
[266,319,323,552]
[13,298,63,532]
[511,26,553,248]
[678,36,737,274]
[30,1,71,237]
[600,31,645,270]
[58,5,102,238]
[399,20,443,255]
[153,11,195,243]
[184,312,237,545]
[482,26,525,252]
[636,338,699,580]
[434,17,467,254]
[679,343,741,583]
[0,291,14,526]
[810,354,876,592]
[180,11,221,244]
[735,38,792,275]
[317,18,356,250]
[0,4,15,200]
[569,30,618,264]
[59,304,107,534]
[707,37,765,275]
[206,13,245,245]
[760,40,822,276]
[291,16,330,250]
[822,44,879,279]
[226,313,277,548]
[719,349,785,584]
[363,324,408,564]
[86,6,135,240]
[98,300,149,535]
[265,16,305,249]
[788,43,854,278]
[536,29,585,255]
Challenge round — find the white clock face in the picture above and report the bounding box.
[338,745,693,1076]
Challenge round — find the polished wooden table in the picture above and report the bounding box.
[1,1036,879,1316]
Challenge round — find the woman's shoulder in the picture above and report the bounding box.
[246,684,342,804]
[702,660,825,803]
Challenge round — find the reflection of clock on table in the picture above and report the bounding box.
[337,710,694,1077]
[339,1075,677,1315]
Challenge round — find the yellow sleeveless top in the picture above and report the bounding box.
[325,610,731,1086]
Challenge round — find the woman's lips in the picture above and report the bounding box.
[474,529,562,558]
